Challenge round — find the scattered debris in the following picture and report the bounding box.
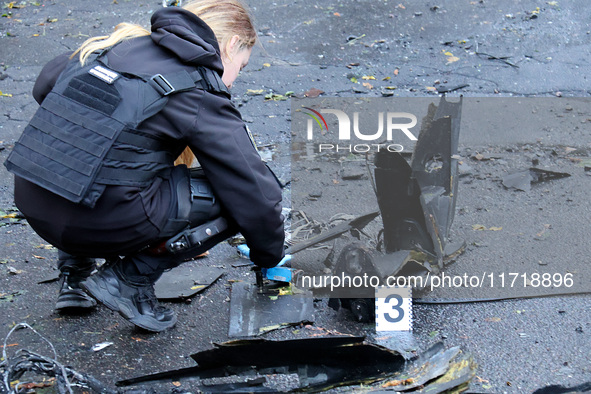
[154,264,223,300]
[0,290,24,303]
[341,167,365,180]
[437,83,469,93]
[475,49,519,68]
[0,323,113,393]
[228,281,314,337]
[502,168,571,192]
[92,342,113,352]
[533,382,591,394]
[118,338,475,393]
[7,266,23,275]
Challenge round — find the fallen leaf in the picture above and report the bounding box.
[489,226,502,231]
[425,86,437,92]
[485,317,501,322]
[172,381,182,387]
[333,12,341,16]
[393,68,399,76]
[382,76,391,81]
[304,87,324,98]
[382,378,415,388]
[446,56,460,64]
[444,51,454,56]
[547,0,558,5]
[362,75,376,80]
[472,224,487,231]
[262,63,271,67]
[0,91,13,97]
[362,82,373,89]
[397,3,406,9]
[350,77,358,83]
[34,244,54,250]
[131,337,146,342]
[246,89,264,95]
[7,2,26,9]
[32,255,46,259]
[384,86,397,90]
[264,93,288,101]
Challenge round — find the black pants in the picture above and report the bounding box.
[58,170,233,282]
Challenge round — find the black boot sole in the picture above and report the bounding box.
[55,299,97,311]
[81,275,177,333]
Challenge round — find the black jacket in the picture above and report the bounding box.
[16,8,284,267]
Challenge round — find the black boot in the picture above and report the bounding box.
[56,269,97,312]
[55,251,97,312]
[80,261,176,332]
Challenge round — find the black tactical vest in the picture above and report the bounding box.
[5,51,229,208]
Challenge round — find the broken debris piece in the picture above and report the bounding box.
[228,281,314,337]
[154,264,223,300]
[502,168,570,192]
[118,337,475,393]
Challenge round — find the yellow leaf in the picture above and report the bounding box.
[32,34,39,37]
[362,75,376,80]
[0,91,13,98]
[489,226,503,231]
[382,76,391,81]
[190,285,206,290]
[385,86,397,90]
[446,56,460,64]
[444,51,454,56]
[472,224,487,231]
[425,86,437,92]
[246,89,264,95]
[263,63,271,67]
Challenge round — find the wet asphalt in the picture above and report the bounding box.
[1,0,590,393]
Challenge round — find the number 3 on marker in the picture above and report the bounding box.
[375,286,412,331]
[384,294,404,323]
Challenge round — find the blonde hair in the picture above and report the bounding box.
[71,0,257,167]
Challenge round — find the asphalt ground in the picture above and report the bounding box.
[1,0,590,393]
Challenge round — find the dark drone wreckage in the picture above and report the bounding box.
[289,96,465,322]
